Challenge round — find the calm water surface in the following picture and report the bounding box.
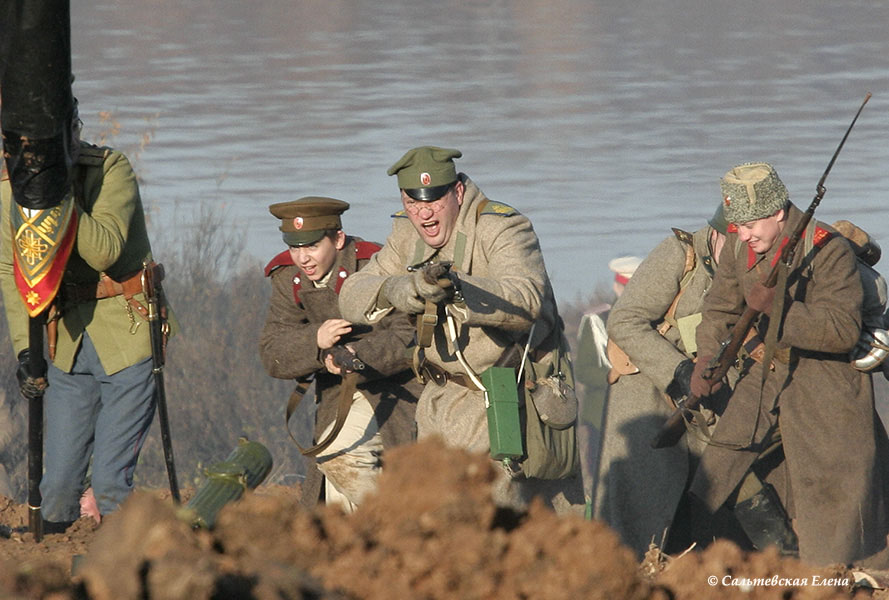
[70,0,889,301]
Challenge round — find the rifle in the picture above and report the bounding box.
[651,92,872,450]
[142,261,180,503]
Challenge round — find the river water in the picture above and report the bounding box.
[69,0,889,302]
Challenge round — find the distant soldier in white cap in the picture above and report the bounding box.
[594,204,736,558]
[689,162,889,566]
[573,255,641,519]
[338,146,583,514]
[259,197,420,512]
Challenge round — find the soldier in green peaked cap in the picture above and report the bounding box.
[338,145,584,517]
[388,146,462,201]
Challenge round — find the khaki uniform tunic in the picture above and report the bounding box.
[690,203,889,565]
[338,175,583,514]
[0,142,170,375]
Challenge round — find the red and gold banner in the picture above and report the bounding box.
[11,199,78,317]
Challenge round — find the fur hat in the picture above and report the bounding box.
[720,162,788,224]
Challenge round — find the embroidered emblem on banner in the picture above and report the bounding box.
[11,200,78,317]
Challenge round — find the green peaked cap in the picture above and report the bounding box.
[388,146,462,201]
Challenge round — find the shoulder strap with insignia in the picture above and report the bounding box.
[264,250,294,277]
[355,240,382,260]
[76,142,110,167]
[477,199,517,218]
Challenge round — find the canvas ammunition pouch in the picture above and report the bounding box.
[605,338,639,384]
[515,319,579,480]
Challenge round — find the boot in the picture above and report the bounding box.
[733,480,799,557]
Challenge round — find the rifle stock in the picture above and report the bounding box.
[651,92,871,450]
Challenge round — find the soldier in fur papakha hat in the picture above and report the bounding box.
[687,161,889,566]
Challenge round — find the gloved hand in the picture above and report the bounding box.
[381,275,425,314]
[413,268,453,304]
[16,349,48,400]
[745,282,777,315]
[670,358,695,399]
[689,354,723,399]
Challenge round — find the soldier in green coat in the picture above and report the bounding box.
[0,102,174,526]
[338,146,583,514]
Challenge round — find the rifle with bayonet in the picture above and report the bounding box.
[651,92,872,450]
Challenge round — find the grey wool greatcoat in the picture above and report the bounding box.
[260,236,420,508]
[337,175,584,514]
[690,203,889,566]
[595,225,730,558]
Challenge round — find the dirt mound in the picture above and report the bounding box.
[0,439,884,599]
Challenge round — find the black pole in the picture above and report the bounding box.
[27,317,45,541]
[1,0,74,541]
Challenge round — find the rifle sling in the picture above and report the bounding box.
[285,372,361,457]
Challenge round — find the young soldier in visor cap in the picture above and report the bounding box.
[259,197,419,512]
[338,146,583,515]
[687,162,889,566]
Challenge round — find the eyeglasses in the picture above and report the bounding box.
[403,187,454,216]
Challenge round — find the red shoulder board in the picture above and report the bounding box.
[813,226,833,248]
[334,266,349,294]
[264,250,294,277]
[355,241,382,260]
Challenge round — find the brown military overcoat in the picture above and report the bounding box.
[259,236,419,507]
[690,203,889,565]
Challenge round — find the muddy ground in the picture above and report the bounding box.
[0,438,884,600]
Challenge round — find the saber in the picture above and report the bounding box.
[142,261,180,503]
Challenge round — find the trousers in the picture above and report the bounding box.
[41,332,156,522]
[316,393,382,512]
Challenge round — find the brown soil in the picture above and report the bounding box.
[0,438,885,600]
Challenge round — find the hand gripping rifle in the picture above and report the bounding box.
[651,92,872,450]
[142,261,180,503]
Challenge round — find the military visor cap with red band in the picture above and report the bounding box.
[388,146,462,201]
[269,197,349,246]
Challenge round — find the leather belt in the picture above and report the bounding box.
[743,332,790,367]
[62,262,164,305]
[420,362,479,389]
